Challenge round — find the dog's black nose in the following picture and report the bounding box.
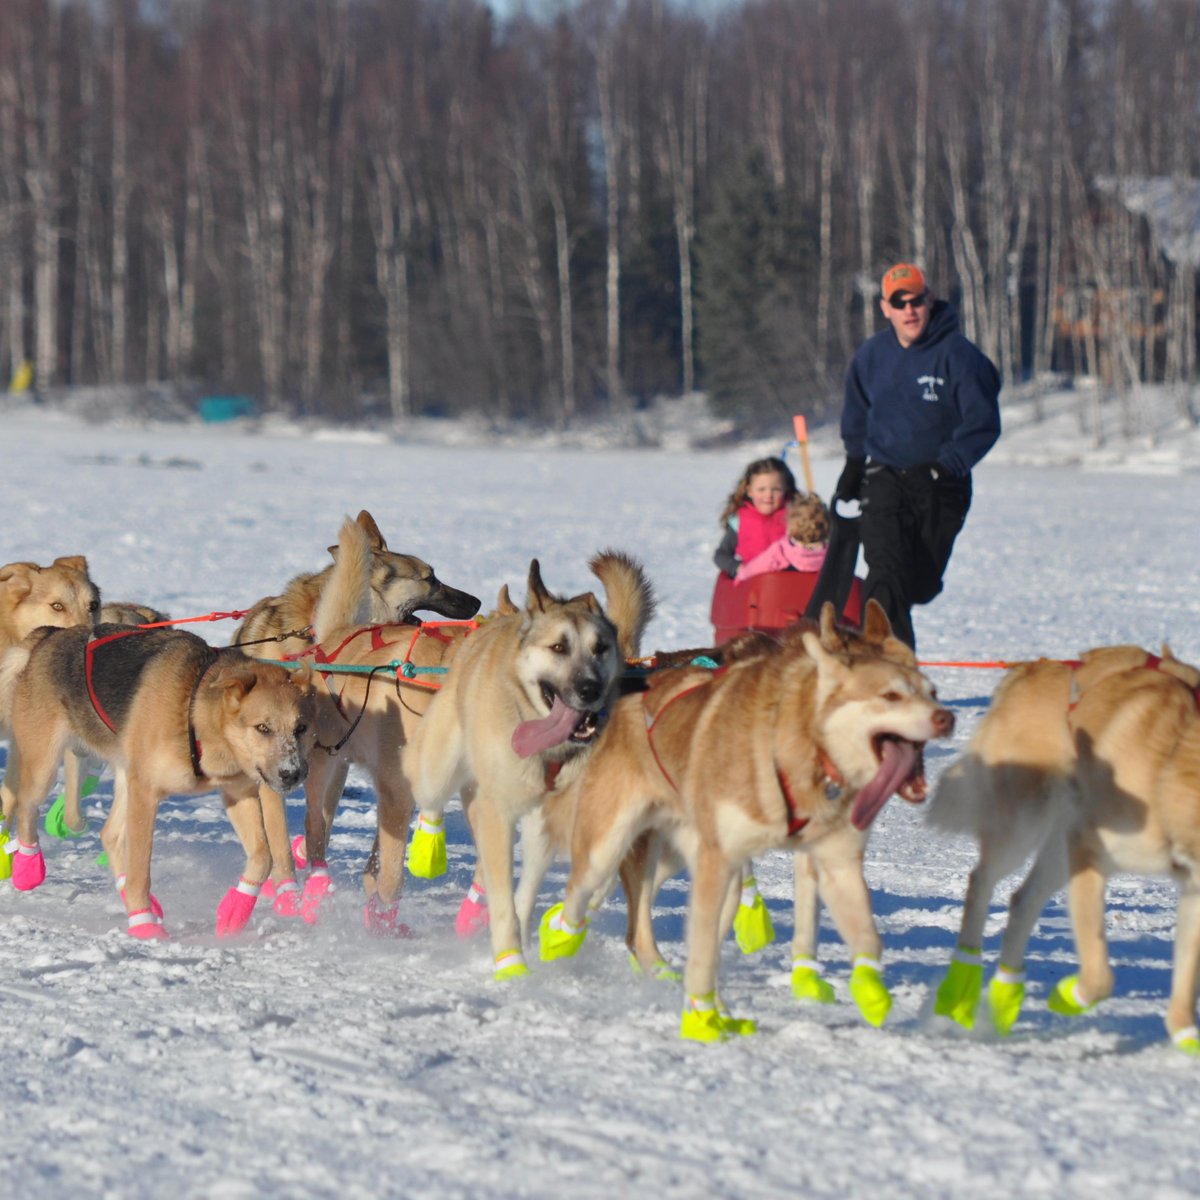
[575,677,602,705]
[278,765,307,792]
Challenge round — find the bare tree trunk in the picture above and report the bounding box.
[365,151,412,421]
[110,2,129,381]
[0,56,25,381]
[595,25,625,413]
[550,186,576,423]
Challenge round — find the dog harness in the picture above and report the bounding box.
[84,627,219,778]
[641,674,811,837]
[1067,653,1200,712]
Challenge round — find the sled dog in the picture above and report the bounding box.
[230,510,480,918]
[402,552,655,976]
[0,556,101,823]
[519,602,927,994]
[0,623,317,938]
[535,601,954,1042]
[928,645,1200,1051]
[232,509,480,662]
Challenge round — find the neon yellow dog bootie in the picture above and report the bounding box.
[1171,1025,1200,1056]
[934,945,984,1029]
[493,948,530,981]
[679,992,758,1043]
[45,775,100,839]
[732,876,775,955]
[406,814,447,879]
[987,965,1026,1035]
[791,955,835,1004]
[0,828,12,882]
[539,903,588,961]
[1047,974,1096,1018]
[629,954,681,982]
[849,956,892,1027]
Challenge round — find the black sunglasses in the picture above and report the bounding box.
[888,292,928,310]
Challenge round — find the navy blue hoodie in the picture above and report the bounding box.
[841,300,1001,477]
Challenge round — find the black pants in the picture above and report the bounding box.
[860,464,971,649]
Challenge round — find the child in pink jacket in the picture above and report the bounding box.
[735,493,830,583]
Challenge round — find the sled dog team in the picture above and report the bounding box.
[1,517,1199,1053]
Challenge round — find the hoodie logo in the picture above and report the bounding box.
[917,374,944,402]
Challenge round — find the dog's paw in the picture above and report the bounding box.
[117,877,164,920]
[128,908,169,940]
[270,880,302,918]
[44,789,95,839]
[629,955,681,982]
[538,904,588,961]
[493,949,530,980]
[216,879,261,937]
[1172,1025,1200,1055]
[290,833,309,872]
[679,993,757,1043]
[987,967,1026,1035]
[362,895,414,938]
[300,866,333,924]
[454,884,489,938]
[406,816,448,879]
[933,948,984,1029]
[1047,974,1096,1018]
[849,957,892,1027]
[791,957,835,1005]
[732,882,775,955]
[11,842,46,891]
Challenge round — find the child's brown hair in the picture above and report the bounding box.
[718,456,798,524]
[786,493,830,546]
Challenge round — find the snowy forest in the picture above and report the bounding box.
[1,0,1198,430]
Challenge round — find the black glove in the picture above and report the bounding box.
[834,456,866,502]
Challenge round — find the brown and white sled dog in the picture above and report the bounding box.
[0,556,101,834]
[534,601,954,1042]
[0,622,317,939]
[519,603,927,1000]
[402,552,655,977]
[927,646,1200,1052]
[229,509,480,917]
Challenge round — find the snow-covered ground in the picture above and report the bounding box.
[2,392,1200,1199]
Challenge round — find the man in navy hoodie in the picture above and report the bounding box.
[833,263,1000,648]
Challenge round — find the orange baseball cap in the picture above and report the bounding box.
[880,262,927,301]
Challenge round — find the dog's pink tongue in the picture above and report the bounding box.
[512,696,583,758]
[850,740,918,831]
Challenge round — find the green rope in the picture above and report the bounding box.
[258,658,448,679]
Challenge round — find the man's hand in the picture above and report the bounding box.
[834,456,866,502]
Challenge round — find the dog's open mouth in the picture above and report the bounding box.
[511,689,599,758]
[850,736,928,831]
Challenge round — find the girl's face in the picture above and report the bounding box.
[746,471,787,516]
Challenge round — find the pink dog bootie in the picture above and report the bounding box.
[127,908,169,941]
[300,865,333,924]
[455,882,489,938]
[362,895,414,939]
[270,879,302,918]
[216,877,262,937]
[291,833,309,871]
[11,841,46,891]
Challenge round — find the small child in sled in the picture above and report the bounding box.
[713,456,798,579]
[734,492,830,584]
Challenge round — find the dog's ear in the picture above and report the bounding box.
[495,584,519,616]
[0,562,35,598]
[526,560,554,612]
[861,599,892,645]
[356,510,386,550]
[289,660,315,692]
[211,665,260,709]
[52,555,89,575]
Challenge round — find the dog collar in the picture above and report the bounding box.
[187,649,223,777]
[817,749,846,802]
[775,768,810,837]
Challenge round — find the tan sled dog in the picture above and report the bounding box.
[0,623,317,938]
[0,556,100,825]
[230,510,480,917]
[232,509,480,661]
[928,646,1200,1051]
[536,603,954,1042]
[403,552,655,977]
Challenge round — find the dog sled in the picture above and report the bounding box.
[710,416,864,644]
